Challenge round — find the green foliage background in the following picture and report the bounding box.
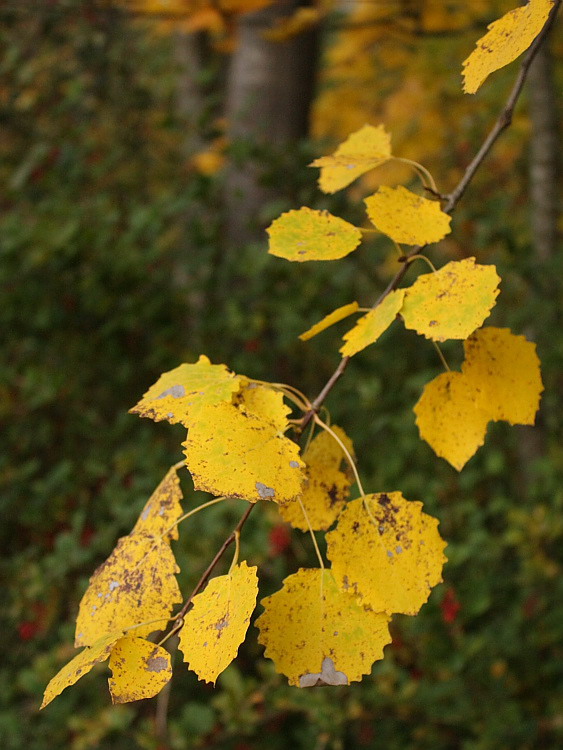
[1,3,562,749]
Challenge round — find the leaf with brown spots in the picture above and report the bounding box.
[183,400,305,504]
[326,493,447,615]
[131,466,183,541]
[278,426,355,531]
[401,258,500,341]
[256,568,391,686]
[129,354,243,427]
[75,533,181,648]
[108,637,172,704]
[178,562,258,684]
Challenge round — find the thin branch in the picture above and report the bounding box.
[300,0,560,423]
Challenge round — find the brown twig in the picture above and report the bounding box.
[300,0,561,426]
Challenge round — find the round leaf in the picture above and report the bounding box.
[364,186,451,245]
[109,637,172,704]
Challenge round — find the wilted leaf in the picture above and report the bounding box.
[462,327,543,424]
[462,0,554,93]
[75,534,181,647]
[364,186,451,245]
[108,637,172,704]
[267,207,362,262]
[179,562,258,684]
[279,426,354,531]
[299,302,360,342]
[327,493,447,615]
[310,124,392,193]
[184,401,305,504]
[41,633,118,709]
[401,258,500,341]
[340,289,405,357]
[129,354,242,427]
[414,371,489,471]
[131,467,183,541]
[256,568,391,686]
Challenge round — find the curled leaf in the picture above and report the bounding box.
[340,289,405,357]
[299,302,360,342]
[401,258,500,341]
[364,186,451,245]
[132,466,183,541]
[256,568,391,686]
[267,207,362,262]
[309,124,392,193]
[109,637,172,704]
[327,493,447,615]
[179,562,258,684]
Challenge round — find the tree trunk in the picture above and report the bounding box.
[224,0,319,246]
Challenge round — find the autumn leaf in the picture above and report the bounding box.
[462,327,543,424]
[131,466,183,541]
[267,207,362,262]
[462,0,554,94]
[364,186,451,245]
[414,371,490,471]
[108,637,172,704]
[256,568,391,686]
[75,533,181,648]
[184,400,305,504]
[278,426,355,531]
[340,289,405,357]
[234,382,290,430]
[401,258,500,341]
[41,633,119,709]
[178,562,258,684]
[326,493,447,615]
[129,354,242,427]
[309,124,392,193]
[299,302,360,342]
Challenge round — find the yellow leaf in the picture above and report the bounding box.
[401,258,500,341]
[131,467,183,541]
[364,186,452,245]
[108,637,172,704]
[267,207,362,262]
[263,7,321,41]
[299,302,360,342]
[256,568,391,686]
[340,289,405,357]
[129,355,242,427]
[184,401,305,504]
[75,534,181,647]
[309,124,392,194]
[41,633,118,709]
[462,327,543,425]
[278,426,355,531]
[326,493,447,615]
[414,371,489,471]
[462,0,554,94]
[234,382,290,430]
[178,562,258,684]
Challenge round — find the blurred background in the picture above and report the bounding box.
[1,1,562,748]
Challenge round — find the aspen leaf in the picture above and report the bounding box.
[41,633,118,709]
[267,207,362,262]
[462,327,543,425]
[278,426,354,531]
[234,382,290,430]
[340,289,405,357]
[364,186,452,245]
[129,354,242,427]
[75,533,181,647]
[462,0,554,94]
[414,371,489,471]
[108,637,172,704]
[184,401,305,504]
[309,124,392,193]
[256,568,391,686]
[401,258,500,341]
[299,302,360,342]
[131,466,183,541]
[326,493,447,615]
[178,562,258,684]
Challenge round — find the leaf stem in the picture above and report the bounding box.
[313,415,365,498]
[297,496,325,570]
[159,496,228,543]
[433,342,451,372]
[394,157,438,194]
